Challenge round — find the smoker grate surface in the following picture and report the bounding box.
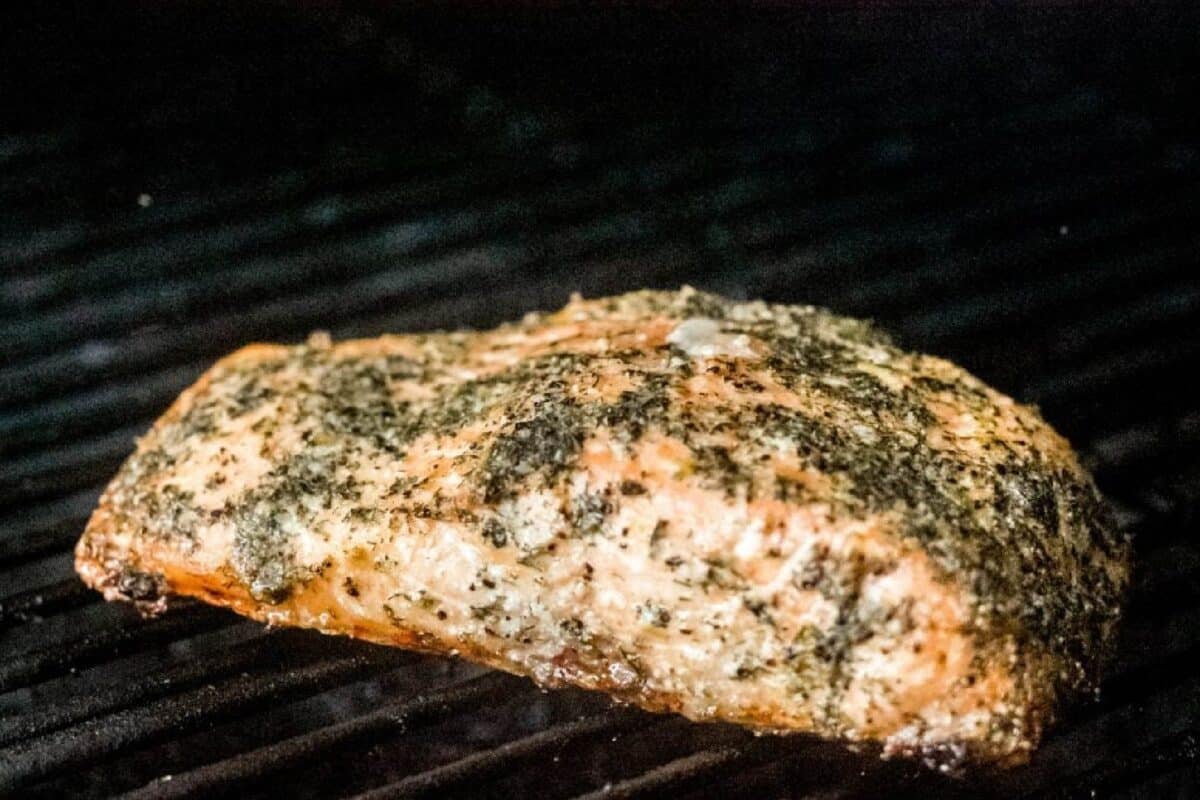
[2,3,1199,798]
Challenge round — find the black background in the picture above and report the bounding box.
[2,3,1199,798]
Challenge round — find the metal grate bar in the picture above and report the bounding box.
[0,488,97,568]
[1026,343,1200,433]
[0,365,200,457]
[968,282,1200,402]
[0,650,407,794]
[116,671,522,800]
[0,123,640,283]
[1,110,829,301]
[1127,543,1200,611]
[727,170,1186,289]
[1030,728,1200,800]
[0,114,1170,403]
[0,69,473,230]
[0,630,281,747]
[0,169,307,280]
[1026,337,1200,425]
[718,169,1197,323]
[860,240,1192,371]
[1110,598,1200,678]
[0,56,712,250]
[349,712,649,800]
[0,162,795,370]
[897,242,1200,346]
[994,672,1200,800]
[1,164,707,354]
[0,71,1087,289]
[0,131,798,321]
[0,486,96,540]
[2,126,1161,386]
[0,79,1113,323]
[1,423,139,484]
[570,746,747,800]
[0,604,232,693]
[732,133,1170,262]
[0,578,93,631]
[0,424,140,509]
[1104,637,1200,723]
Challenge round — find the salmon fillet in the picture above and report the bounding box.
[76,287,1130,765]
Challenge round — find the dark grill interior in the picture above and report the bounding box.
[2,4,1199,797]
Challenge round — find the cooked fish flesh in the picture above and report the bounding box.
[76,287,1130,765]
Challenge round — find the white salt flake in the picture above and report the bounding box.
[667,318,757,359]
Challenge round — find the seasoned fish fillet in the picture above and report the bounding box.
[76,288,1129,765]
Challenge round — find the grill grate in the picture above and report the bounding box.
[2,3,1199,798]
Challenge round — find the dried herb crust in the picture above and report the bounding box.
[78,288,1130,764]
